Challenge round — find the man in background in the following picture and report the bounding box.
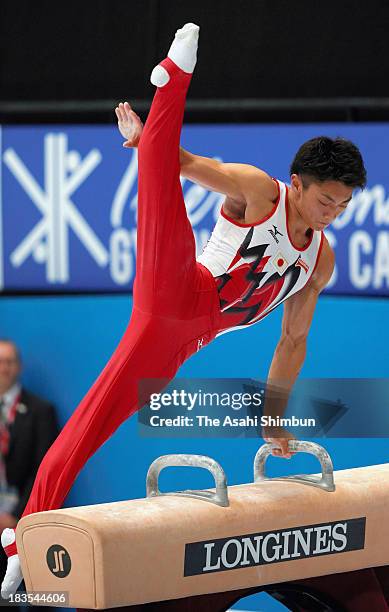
[0,339,58,608]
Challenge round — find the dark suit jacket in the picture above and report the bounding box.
[4,388,59,519]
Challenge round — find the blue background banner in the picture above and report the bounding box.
[1,123,389,295]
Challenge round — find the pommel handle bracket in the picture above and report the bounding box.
[146,454,229,507]
[253,440,335,492]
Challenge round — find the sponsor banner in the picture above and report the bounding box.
[184,517,366,576]
[138,378,389,438]
[1,123,388,295]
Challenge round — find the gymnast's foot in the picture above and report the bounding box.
[150,22,199,87]
[1,528,23,598]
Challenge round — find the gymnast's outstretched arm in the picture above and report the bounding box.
[115,101,277,208]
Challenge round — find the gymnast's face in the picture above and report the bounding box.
[0,342,21,394]
[290,175,353,231]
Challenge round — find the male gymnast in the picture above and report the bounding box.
[1,23,366,597]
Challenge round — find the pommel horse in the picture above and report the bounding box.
[15,442,389,611]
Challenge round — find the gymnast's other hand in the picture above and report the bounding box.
[115,101,143,148]
[262,426,297,459]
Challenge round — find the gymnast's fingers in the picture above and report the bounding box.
[119,102,127,121]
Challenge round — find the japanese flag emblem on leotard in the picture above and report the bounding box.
[271,251,289,275]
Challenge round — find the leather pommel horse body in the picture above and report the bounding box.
[15,442,389,610]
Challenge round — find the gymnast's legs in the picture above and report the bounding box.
[1,23,219,597]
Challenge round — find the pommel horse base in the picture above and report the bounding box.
[15,442,389,611]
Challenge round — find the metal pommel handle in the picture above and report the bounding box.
[254,441,335,492]
[146,454,229,507]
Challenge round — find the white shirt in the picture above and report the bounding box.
[0,382,22,422]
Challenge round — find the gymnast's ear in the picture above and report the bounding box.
[290,173,303,194]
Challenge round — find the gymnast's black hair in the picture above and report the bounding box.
[290,136,367,189]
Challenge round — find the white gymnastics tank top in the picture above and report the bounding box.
[197,179,324,336]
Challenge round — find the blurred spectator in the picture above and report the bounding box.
[0,339,58,608]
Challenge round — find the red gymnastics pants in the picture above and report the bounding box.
[20,59,222,521]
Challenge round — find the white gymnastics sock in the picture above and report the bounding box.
[1,529,23,599]
[150,23,200,87]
